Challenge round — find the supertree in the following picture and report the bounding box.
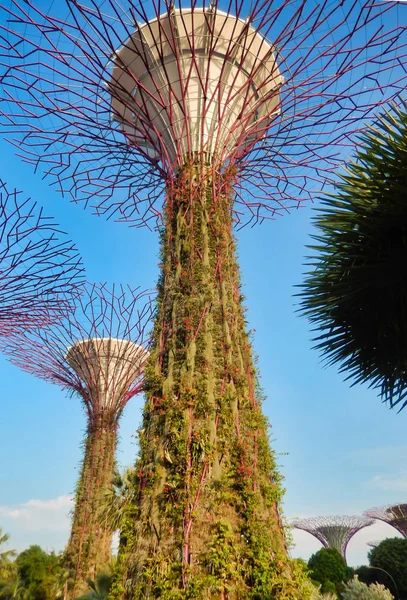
[365,504,407,538]
[0,178,83,330]
[0,282,153,596]
[292,516,374,561]
[0,0,406,597]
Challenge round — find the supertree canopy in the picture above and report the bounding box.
[0,0,406,227]
[0,179,83,330]
[292,516,374,561]
[0,282,153,596]
[365,504,407,539]
[1,0,407,598]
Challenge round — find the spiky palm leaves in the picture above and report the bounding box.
[76,573,112,600]
[300,103,407,409]
[100,468,136,534]
[0,530,15,581]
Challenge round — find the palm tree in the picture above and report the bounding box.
[0,530,16,582]
[51,564,71,600]
[75,573,112,600]
[0,575,26,600]
[299,102,407,410]
[99,467,135,533]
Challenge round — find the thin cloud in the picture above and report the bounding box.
[0,496,73,533]
[369,473,407,493]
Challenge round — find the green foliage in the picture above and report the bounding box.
[66,426,116,595]
[320,580,337,596]
[0,530,16,582]
[110,167,305,598]
[341,576,394,600]
[355,565,377,586]
[369,537,407,597]
[299,102,407,409]
[76,573,112,599]
[100,467,136,533]
[16,545,60,600]
[308,548,347,586]
[0,574,26,600]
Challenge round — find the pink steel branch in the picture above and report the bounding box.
[0,282,154,427]
[0,178,83,332]
[0,0,406,228]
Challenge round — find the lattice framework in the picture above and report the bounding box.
[365,504,407,539]
[0,0,406,227]
[0,179,83,331]
[1,0,407,597]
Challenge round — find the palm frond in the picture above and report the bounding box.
[299,101,407,410]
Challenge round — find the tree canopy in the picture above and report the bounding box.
[308,547,348,587]
[15,545,61,600]
[369,537,407,598]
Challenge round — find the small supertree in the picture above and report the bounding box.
[0,282,153,596]
[365,505,407,538]
[1,1,407,597]
[0,179,83,330]
[299,103,407,410]
[293,516,374,561]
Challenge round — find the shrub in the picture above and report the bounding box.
[341,575,394,600]
[308,548,347,586]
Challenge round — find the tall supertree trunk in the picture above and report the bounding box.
[112,164,298,599]
[66,416,116,597]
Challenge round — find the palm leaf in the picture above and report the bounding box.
[299,101,407,410]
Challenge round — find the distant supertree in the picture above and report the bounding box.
[0,282,153,596]
[292,516,374,560]
[0,179,83,330]
[365,504,407,538]
[1,0,406,597]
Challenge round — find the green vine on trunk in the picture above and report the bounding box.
[110,163,308,599]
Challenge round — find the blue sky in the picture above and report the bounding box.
[0,0,406,569]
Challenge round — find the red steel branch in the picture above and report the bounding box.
[0,0,406,228]
[0,178,83,332]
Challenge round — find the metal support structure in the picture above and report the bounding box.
[0,1,405,228]
[293,515,374,561]
[0,179,83,331]
[365,504,407,539]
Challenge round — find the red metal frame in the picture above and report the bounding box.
[0,178,83,332]
[0,0,405,227]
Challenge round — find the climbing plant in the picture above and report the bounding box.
[111,167,306,598]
